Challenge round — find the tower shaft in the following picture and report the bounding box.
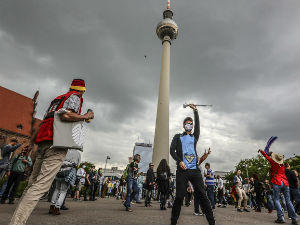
[152,36,171,168]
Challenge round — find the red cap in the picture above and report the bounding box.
[70,79,86,91]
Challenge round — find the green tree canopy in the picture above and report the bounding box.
[224,154,300,190]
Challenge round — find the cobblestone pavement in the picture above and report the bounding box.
[0,198,293,225]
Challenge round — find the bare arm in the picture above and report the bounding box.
[199,148,211,164]
[60,110,94,122]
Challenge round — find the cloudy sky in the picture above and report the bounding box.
[0,0,299,172]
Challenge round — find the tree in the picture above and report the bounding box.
[79,161,95,173]
[224,153,300,190]
[224,154,271,189]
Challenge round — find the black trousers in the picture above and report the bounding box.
[256,192,271,211]
[84,183,95,200]
[171,169,215,225]
[1,171,23,201]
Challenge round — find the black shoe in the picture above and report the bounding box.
[8,200,14,204]
[292,221,298,225]
[60,206,69,210]
[171,219,177,225]
[237,208,243,212]
[0,199,6,204]
[83,198,88,201]
[274,219,285,223]
[243,208,250,212]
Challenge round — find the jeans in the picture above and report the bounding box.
[0,179,8,196]
[206,185,215,209]
[171,169,214,225]
[273,181,297,222]
[145,188,153,206]
[137,185,143,202]
[124,178,138,208]
[51,180,68,208]
[1,172,24,201]
[290,188,300,213]
[98,184,103,197]
[266,194,275,210]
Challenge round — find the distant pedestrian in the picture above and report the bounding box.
[49,149,81,215]
[123,154,140,212]
[285,163,300,214]
[157,159,171,210]
[233,170,250,212]
[1,145,32,204]
[74,164,86,201]
[84,166,97,201]
[205,163,215,209]
[0,139,22,181]
[145,163,155,207]
[253,173,272,213]
[216,175,226,208]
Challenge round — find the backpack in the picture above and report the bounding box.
[123,164,130,181]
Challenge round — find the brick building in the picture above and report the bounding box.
[0,86,42,157]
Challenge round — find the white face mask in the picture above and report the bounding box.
[184,123,193,132]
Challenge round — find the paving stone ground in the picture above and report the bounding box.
[0,197,294,225]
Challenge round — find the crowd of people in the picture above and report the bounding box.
[0,79,299,225]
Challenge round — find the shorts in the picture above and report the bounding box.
[76,182,84,191]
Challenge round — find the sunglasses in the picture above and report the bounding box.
[185,122,193,125]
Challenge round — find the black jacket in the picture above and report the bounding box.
[285,169,299,189]
[146,168,155,185]
[170,110,200,171]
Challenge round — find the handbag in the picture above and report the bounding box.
[52,111,86,151]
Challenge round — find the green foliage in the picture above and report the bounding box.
[225,154,271,189]
[79,161,95,172]
[225,153,300,190]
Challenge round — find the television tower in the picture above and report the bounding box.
[152,0,178,168]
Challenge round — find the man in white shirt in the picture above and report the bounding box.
[216,175,226,208]
[75,164,86,200]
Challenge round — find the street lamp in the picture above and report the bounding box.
[104,156,110,175]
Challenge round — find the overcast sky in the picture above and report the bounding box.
[0,0,299,172]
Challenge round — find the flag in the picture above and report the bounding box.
[264,136,278,155]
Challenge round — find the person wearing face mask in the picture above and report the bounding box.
[170,104,215,225]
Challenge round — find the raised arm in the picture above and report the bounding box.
[259,149,272,163]
[193,110,200,141]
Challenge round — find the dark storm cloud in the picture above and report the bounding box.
[0,0,299,170]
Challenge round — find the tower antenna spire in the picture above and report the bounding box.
[167,0,170,9]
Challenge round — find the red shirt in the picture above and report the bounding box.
[260,150,289,186]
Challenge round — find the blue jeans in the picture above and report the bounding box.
[290,188,300,213]
[267,194,275,210]
[124,178,138,208]
[137,185,143,202]
[273,181,297,222]
[206,185,215,209]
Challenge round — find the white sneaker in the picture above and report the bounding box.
[194,212,204,216]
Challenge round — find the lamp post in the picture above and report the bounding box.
[104,156,110,176]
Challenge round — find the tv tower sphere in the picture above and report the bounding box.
[156,9,178,41]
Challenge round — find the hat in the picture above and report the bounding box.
[271,153,284,164]
[70,79,86,91]
[183,117,193,125]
